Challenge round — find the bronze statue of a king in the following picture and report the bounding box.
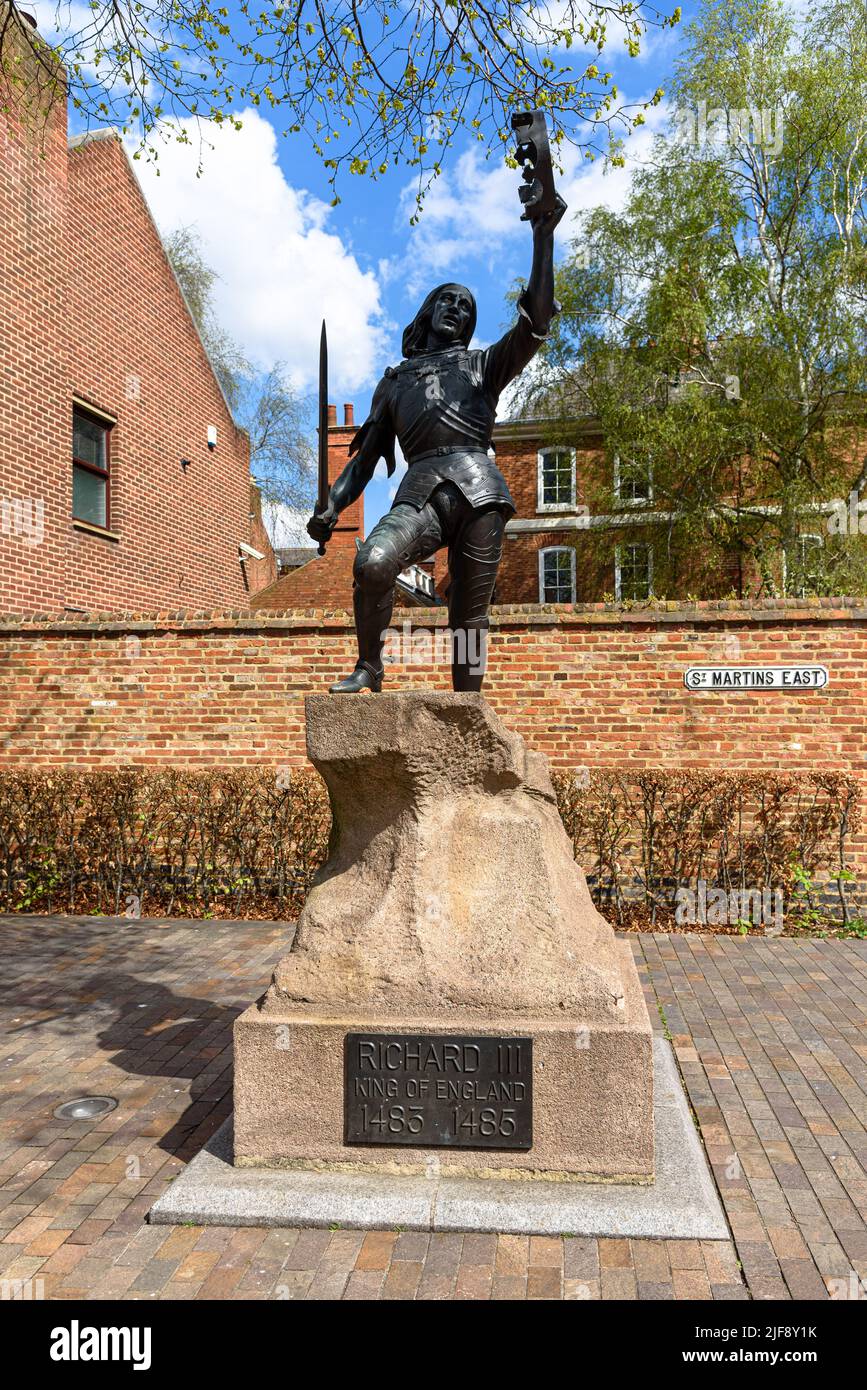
[307,111,566,694]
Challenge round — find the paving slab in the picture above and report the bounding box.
[4,916,863,1298]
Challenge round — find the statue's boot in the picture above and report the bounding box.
[328,580,390,694]
[329,660,383,694]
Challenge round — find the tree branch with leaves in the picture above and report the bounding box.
[519,0,867,599]
[2,0,679,207]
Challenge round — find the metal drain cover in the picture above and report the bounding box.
[53,1096,118,1121]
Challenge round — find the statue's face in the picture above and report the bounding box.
[429,286,474,344]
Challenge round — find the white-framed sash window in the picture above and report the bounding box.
[615,542,653,601]
[537,446,576,511]
[539,545,577,603]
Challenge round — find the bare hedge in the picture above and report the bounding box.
[0,768,329,918]
[0,767,860,928]
[553,769,862,929]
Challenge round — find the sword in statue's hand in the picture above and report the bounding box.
[307,319,335,556]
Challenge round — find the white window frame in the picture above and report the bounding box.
[538,545,577,604]
[613,451,653,506]
[614,542,654,601]
[537,446,576,513]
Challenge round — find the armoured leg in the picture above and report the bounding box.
[330,503,443,693]
[446,506,506,692]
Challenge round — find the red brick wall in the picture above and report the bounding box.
[498,529,565,604]
[495,433,603,520]
[0,600,861,795]
[62,133,254,610]
[498,527,744,605]
[0,29,68,613]
[254,544,357,609]
[325,412,363,550]
[1,60,267,614]
[246,485,278,594]
[492,431,775,603]
[495,432,628,604]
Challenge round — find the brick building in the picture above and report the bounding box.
[494,412,867,606]
[496,418,818,605]
[253,394,865,611]
[495,417,629,605]
[252,404,738,611]
[0,6,275,615]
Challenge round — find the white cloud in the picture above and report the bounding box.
[29,2,107,43]
[127,110,387,395]
[381,440,407,501]
[557,103,670,218]
[262,502,312,548]
[29,1,150,92]
[29,2,91,39]
[397,99,669,293]
[531,1,679,65]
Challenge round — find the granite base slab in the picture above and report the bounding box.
[150,1039,727,1239]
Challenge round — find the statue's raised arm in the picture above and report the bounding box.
[483,112,566,400]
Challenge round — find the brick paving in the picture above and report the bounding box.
[0,917,864,1301]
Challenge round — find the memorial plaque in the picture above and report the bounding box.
[344,1033,533,1149]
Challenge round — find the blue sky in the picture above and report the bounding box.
[31,0,705,535]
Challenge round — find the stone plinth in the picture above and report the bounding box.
[234,693,654,1180]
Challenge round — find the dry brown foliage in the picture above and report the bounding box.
[0,767,860,930]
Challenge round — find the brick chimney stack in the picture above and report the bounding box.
[326,402,363,546]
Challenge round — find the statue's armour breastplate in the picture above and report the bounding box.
[387,348,492,454]
[385,349,515,514]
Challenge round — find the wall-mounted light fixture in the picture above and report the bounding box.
[207,425,217,450]
[180,458,191,472]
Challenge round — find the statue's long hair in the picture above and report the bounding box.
[401,283,477,358]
